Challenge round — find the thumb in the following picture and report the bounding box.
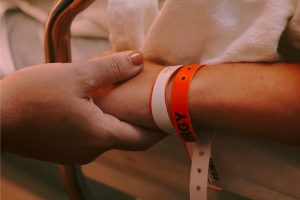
[75,51,144,90]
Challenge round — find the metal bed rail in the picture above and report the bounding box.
[45,1,95,199]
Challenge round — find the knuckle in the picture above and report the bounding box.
[108,56,126,79]
[98,130,117,150]
[82,122,115,155]
[73,63,97,88]
[95,116,120,147]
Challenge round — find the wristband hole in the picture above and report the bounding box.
[181,76,186,80]
[187,67,192,70]
[197,168,202,173]
[199,151,204,156]
[196,186,201,191]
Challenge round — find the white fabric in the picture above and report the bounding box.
[143,0,298,64]
[287,1,300,49]
[108,0,158,51]
[107,0,300,65]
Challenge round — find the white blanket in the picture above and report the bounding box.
[108,0,300,64]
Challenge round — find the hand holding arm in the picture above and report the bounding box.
[1,52,165,164]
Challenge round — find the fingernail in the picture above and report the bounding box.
[129,51,144,66]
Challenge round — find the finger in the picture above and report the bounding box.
[101,114,167,151]
[75,51,144,91]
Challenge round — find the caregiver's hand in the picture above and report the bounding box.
[1,51,165,164]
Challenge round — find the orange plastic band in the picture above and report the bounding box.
[170,64,221,200]
[170,64,202,157]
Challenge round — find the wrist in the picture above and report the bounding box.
[92,62,163,129]
[165,65,209,131]
[137,63,163,128]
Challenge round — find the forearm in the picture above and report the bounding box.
[94,62,300,146]
[187,63,300,146]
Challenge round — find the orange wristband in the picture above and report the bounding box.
[170,64,221,200]
[170,64,202,156]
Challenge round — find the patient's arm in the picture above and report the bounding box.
[91,62,162,129]
[93,62,300,146]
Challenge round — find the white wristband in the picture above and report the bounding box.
[190,134,213,200]
[151,65,182,134]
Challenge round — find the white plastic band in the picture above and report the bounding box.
[184,133,221,200]
[190,133,212,200]
[151,65,182,134]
